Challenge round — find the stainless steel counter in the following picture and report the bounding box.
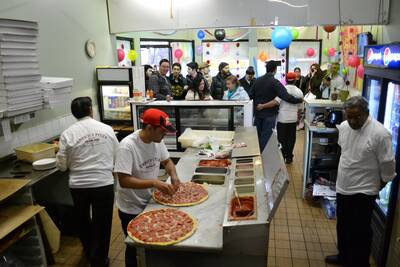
[231,127,260,158]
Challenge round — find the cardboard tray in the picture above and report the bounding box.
[0,179,30,202]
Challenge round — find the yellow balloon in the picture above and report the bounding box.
[128,50,137,62]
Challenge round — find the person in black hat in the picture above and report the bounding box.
[239,66,256,96]
[250,61,303,152]
[210,62,231,100]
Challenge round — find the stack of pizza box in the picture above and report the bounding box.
[40,77,73,109]
[0,19,43,117]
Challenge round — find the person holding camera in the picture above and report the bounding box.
[303,63,325,99]
[320,62,345,99]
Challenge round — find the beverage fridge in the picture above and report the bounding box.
[362,43,400,267]
[96,67,145,140]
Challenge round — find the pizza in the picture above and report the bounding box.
[198,159,231,168]
[153,182,208,206]
[127,208,197,246]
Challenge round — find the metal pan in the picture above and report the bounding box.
[191,174,225,185]
[236,158,253,164]
[195,167,228,174]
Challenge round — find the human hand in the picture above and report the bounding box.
[166,95,172,102]
[256,103,264,111]
[171,177,181,191]
[154,180,176,195]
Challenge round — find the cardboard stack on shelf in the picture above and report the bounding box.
[0,19,43,117]
[40,77,73,109]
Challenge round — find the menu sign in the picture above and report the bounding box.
[365,44,400,69]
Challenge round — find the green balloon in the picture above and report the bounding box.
[342,68,348,76]
[323,47,329,56]
[291,28,299,40]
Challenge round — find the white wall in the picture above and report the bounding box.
[0,0,115,157]
[383,0,400,43]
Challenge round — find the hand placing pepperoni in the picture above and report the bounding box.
[154,180,176,195]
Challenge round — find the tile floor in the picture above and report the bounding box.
[51,131,377,267]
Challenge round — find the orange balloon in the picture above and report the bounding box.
[259,51,268,61]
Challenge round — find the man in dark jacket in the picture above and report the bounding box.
[186,62,206,89]
[239,66,256,95]
[148,58,172,100]
[169,62,188,100]
[250,61,303,152]
[210,62,231,100]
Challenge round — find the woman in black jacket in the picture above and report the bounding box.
[303,63,325,99]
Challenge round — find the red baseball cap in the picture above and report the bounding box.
[286,72,297,81]
[141,108,175,132]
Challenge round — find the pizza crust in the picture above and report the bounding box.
[127,209,198,246]
[153,183,209,207]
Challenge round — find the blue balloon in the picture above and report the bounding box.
[197,30,205,40]
[271,27,292,50]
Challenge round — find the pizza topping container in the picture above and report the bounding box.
[229,196,256,220]
[234,177,254,186]
[236,158,253,164]
[195,167,228,174]
[235,163,254,170]
[235,170,254,177]
[234,185,255,195]
[191,174,225,185]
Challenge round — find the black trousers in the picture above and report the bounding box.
[119,210,138,267]
[70,184,114,267]
[336,193,376,267]
[277,122,297,160]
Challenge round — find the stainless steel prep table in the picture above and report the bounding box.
[125,127,290,267]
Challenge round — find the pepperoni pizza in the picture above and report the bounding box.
[153,182,208,206]
[127,208,197,246]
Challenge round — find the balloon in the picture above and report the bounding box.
[214,29,226,41]
[195,45,203,55]
[127,50,137,62]
[258,51,268,61]
[341,68,348,76]
[271,27,292,50]
[328,47,336,57]
[322,48,329,56]
[291,28,299,40]
[356,65,364,78]
[306,48,315,57]
[117,48,124,62]
[223,42,230,52]
[197,30,205,40]
[348,55,361,67]
[174,48,183,59]
[323,25,336,33]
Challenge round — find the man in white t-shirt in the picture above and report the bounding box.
[57,97,119,267]
[114,108,181,267]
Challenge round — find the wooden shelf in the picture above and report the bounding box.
[0,179,30,202]
[0,204,43,239]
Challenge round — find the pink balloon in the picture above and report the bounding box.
[348,55,361,68]
[117,48,125,62]
[306,48,315,57]
[174,49,183,59]
[356,65,364,78]
[328,47,336,57]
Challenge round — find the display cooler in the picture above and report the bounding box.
[362,43,400,267]
[96,67,145,140]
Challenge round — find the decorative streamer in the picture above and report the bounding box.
[152,30,177,36]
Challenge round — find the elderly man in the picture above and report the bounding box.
[148,58,172,100]
[325,96,396,267]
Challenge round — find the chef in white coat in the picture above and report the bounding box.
[57,97,119,267]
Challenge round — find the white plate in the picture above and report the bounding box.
[32,158,57,170]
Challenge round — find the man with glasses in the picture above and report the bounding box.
[148,59,172,100]
[114,108,181,267]
[325,96,396,267]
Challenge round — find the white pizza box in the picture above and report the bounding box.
[6,99,43,110]
[0,33,38,43]
[1,94,42,105]
[0,88,42,98]
[0,74,41,84]
[0,68,40,77]
[43,86,72,95]
[40,77,73,89]
[0,41,37,50]
[6,103,43,117]
[0,61,39,70]
[0,26,38,36]
[0,81,41,91]
[0,19,38,30]
[0,48,38,57]
[0,55,38,63]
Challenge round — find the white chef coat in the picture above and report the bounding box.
[336,117,396,195]
[321,75,345,99]
[276,84,304,123]
[114,130,170,215]
[56,117,119,188]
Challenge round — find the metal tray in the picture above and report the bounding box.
[191,174,226,185]
[195,167,228,174]
[234,185,255,195]
[234,177,254,185]
[235,163,254,170]
[235,170,254,177]
[236,158,253,164]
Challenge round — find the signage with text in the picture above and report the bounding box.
[365,44,400,69]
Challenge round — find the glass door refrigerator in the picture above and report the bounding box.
[96,67,144,140]
[362,43,400,267]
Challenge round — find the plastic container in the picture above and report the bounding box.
[178,128,234,148]
[15,143,56,163]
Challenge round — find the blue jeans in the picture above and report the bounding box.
[254,116,277,153]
